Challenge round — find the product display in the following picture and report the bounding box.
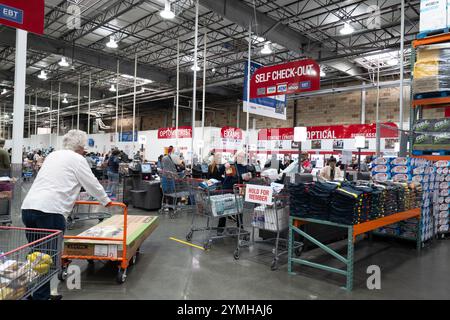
[208,194,243,217]
[413,118,450,151]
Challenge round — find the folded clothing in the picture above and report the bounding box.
[288,182,311,217]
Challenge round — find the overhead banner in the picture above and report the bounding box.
[243,61,287,120]
[0,0,44,34]
[257,123,399,154]
[157,126,192,139]
[250,59,320,99]
[221,126,243,140]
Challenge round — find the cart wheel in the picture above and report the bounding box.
[129,254,138,266]
[58,267,68,281]
[116,268,127,284]
[233,249,240,260]
[203,240,212,250]
[98,218,104,223]
[186,231,193,242]
[294,245,304,257]
[271,259,278,271]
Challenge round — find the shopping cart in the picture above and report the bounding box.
[0,180,14,226]
[159,170,194,218]
[186,183,250,252]
[0,226,63,300]
[234,180,303,270]
[60,201,134,284]
[22,160,34,181]
[66,192,112,230]
[98,174,124,203]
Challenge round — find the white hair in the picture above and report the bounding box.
[62,130,88,151]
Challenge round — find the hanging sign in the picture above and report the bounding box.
[138,135,147,145]
[221,126,243,140]
[157,126,192,139]
[243,61,287,120]
[250,59,320,99]
[0,0,44,34]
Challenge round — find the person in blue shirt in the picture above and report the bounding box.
[105,149,121,198]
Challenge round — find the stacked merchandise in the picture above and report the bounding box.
[307,181,339,220]
[329,185,364,225]
[413,118,450,152]
[412,43,450,95]
[371,157,392,182]
[288,182,310,217]
[368,186,386,220]
[434,160,450,234]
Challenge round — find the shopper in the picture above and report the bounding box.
[207,152,224,181]
[0,139,11,177]
[21,130,111,300]
[33,150,44,172]
[359,156,372,172]
[217,150,251,234]
[319,156,344,181]
[106,149,121,198]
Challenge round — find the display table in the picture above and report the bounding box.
[288,208,421,291]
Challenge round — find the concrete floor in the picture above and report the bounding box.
[8,182,450,300]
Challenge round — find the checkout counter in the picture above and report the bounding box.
[128,163,163,211]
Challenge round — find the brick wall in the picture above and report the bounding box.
[106,85,446,131]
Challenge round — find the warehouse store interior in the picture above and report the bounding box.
[0,0,450,301]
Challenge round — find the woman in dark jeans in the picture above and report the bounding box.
[106,149,121,198]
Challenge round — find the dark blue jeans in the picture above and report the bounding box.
[22,209,66,300]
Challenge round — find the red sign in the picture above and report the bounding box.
[258,123,399,140]
[221,126,243,140]
[445,107,450,117]
[0,0,44,35]
[157,126,192,139]
[250,59,320,99]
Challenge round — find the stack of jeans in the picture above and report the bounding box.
[308,182,339,220]
[369,186,386,220]
[396,183,407,212]
[352,185,373,223]
[288,183,311,217]
[329,186,364,225]
[379,182,399,215]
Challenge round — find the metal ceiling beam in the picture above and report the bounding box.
[0,27,171,84]
[199,0,365,78]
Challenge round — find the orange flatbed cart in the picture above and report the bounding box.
[288,208,421,291]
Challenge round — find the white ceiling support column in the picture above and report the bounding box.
[88,73,91,134]
[201,31,207,160]
[77,74,81,130]
[191,0,200,164]
[132,53,138,143]
[176,39,180,148]
[246,23,252,162]
[116,59,120,137]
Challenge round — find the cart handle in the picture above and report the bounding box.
[75,200,127,208]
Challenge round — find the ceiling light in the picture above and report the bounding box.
[31,106,37,111]
[160,0,175,20]
[109,84,117,92]
[340,23,354,35]
[256,36,265,43]
[106,36,118,49]
[62,97,68,104]
[191,64,200,72]
[1,88,7,95]
[38,70,47,80]
[261,43,272,55]
[4,114,8,119]
[320,68,326,77]
[211,68,216,73]
[387,58,399,66]
[58,57,70,67]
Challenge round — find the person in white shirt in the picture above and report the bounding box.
[21,130,111,300]
[319,156,344,181]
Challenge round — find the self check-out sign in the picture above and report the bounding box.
[0,0,44,35]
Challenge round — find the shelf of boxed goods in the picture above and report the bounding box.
[410,34,450,159]
[288,208,421,291]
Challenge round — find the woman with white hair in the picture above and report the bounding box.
[21,130,111,300]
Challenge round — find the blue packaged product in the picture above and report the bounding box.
[390,157,410,166]
[372,164,390,173]
[373,157,389,165]
[372,172,391,182]
[391,165,411,174]
[391,173,411,182]
[412,175,424,183]
[412,166,425,175]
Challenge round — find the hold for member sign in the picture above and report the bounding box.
[245,185,273,205]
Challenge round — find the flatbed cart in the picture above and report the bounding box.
[186,184,250,252]
[60,201,158,284]
[66,193,112,230]
[234,182,304,270]
[0,226,63,300]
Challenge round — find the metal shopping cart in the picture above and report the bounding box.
[159,170,194,218]
[22,160,34,181]
[66,192,112,230]
[234,179,303,270]
[0,180,14,226]
[186,183,250,252]
[0,226,63,300]
[98,174,125,203]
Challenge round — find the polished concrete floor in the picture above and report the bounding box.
[8,182,450,300]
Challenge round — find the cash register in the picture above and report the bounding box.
[140,163,153,181]
[129,162,162,210]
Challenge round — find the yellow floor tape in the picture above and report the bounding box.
[169,237,205,251]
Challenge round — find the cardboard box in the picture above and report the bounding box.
[420,0,447,32]
[64,215,159,260]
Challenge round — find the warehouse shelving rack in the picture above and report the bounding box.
[409,33,450,162]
